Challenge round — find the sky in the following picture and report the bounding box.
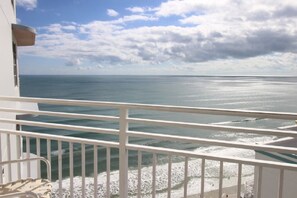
[16,0,297,75]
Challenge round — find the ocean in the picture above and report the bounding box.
[20,75,297,197]
[21,75,297,111]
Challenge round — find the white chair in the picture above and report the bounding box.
[0,157,51,198]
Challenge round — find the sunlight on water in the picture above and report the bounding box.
[20,75,297,197]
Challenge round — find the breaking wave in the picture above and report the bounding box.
[51,135,274,197]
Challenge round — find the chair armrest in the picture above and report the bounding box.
[0,157,51,180]
[0,191,39,198]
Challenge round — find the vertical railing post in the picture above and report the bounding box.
[119,108,128,198]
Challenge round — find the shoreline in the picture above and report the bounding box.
[187,184,254,198]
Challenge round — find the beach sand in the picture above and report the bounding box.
[187,185,244,198]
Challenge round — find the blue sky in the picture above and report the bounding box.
[16,0,297,75]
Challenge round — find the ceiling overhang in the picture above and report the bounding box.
[12,24,36,46]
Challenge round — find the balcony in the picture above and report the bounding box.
[0,96,297,197]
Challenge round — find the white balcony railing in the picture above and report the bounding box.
[0,96,297,197]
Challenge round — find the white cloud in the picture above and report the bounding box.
[44,23,63,33]
[16,0,37,10]
[126,6,156,14]
[113,15,158,24]
[62,25,77,31]
[76,66,91,71]
[107,9,119,17]
[96,64,104,69]
[126,7,145,13]
[19,0,297,75]
[66,58,82,66]
[155,0,230,17]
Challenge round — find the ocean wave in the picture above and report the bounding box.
[51,149,66,156]
[212,117,264,125]
[51,146,255,197]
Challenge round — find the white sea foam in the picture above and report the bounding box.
[50,129,276,197]
[211,117,266,125]
[51,149,66,156]
[51,159,254,197]
[51,140,265,197]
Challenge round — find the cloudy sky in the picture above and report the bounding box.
[17,0,297,75]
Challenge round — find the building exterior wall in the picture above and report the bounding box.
[0,0,20,183]
[0,0,18,97]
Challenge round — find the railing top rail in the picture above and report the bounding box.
[1,96,297,120]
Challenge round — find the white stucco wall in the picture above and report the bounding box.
[0,0,18,96]
[0,0,20,183]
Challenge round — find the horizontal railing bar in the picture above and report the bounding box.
[126,144,297,171]
[3,128,296,163]
[0,107,119,122]
[0,129,119,148]
[127,131,297,155]
[0,118,119,135]
[4,115,295,140]
[1,96,297,120]
[127,118,297,137]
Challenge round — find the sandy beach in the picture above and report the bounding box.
[187,185,245,198]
